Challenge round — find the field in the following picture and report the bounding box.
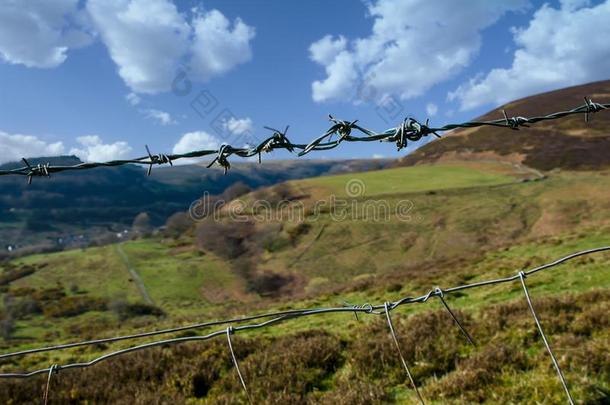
[1,161,609,404]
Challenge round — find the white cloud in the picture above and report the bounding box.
[86,1,255,94]
[69,135,132,162]
[449,0,610,111]
[190,9,255,81]
[0,131,65,163]
[426,103,438,117]
[1,1,255,94]
[223,117,253,135]
[172,131,220,165]
[125,92,141,106]
[372,153,385,159]
[142,108,176,125]
[309,35,347,65]
[86,0,190,94]
[0,0,92,68]
[309,0,527,103]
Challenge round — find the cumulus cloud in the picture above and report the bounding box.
[0,0,92,68]
[86,0,190,94]
[223,117,253,135]
[0,131,65,163]
[309,35,347,65]
[86,0,255,94]
[69,135,132,162]
[426,103,438,117]
[309,0,527,103]
[172,131,220,165]
[449,0,610,111]
[190,9,255,81]
[142,108,176,125]
[0,1,255,94]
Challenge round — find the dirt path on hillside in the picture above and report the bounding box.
[115,244,155,305]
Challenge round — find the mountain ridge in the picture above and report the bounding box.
[396,80,610,170]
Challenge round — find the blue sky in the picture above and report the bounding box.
[1,0,609,164]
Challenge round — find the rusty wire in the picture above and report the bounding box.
[0,98,607,183]
[0,246,607,405]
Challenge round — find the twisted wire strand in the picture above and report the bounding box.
[0,99,607,182]
[0,246,606,384]
[519,272,575,405]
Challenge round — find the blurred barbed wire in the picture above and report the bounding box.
[1,98,607,183]
[1,246,607,404]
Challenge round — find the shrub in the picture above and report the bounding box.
[221,181,251,201]
[164,211,193,238]
[109,299,165,321]
[196,220,256,259]
[0,265,36,286]
[0,316,14,340]
[43,296,107,318]
[249,270,296,297]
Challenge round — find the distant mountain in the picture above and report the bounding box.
[0,156,390,253]
[396,80,610,170]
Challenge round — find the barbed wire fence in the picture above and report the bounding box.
[1,98,609,403]
[0,97,607,183]
[0,246,608,404]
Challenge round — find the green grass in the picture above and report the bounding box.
[295,162,517,197]
[1,162,609,403]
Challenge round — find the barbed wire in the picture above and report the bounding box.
[0,98,607,183]
[0,246,607,404]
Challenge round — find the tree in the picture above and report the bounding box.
[132,212,152,237]
[221,181,252,202]
[164,211,192,238]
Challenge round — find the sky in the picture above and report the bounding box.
[1,0,609,165]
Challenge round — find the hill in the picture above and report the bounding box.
[396,80,610,170]
[0,156,389,255]
[1,160,609,403]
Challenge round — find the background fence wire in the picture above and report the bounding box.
[1,97,609,403]
[1,246,607,405]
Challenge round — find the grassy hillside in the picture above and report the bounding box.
[397,80,610,171]
[0,161,609,404]
[0,156,389,255]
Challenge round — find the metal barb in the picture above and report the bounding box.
[1,98,608,181]
[383,302,425,405]
[226,327,253,405]
[583,97,606,122]
[145,145,172,176]
[518,271,574,405]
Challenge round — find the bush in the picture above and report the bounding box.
[249,270,296,297]
[0,316,14,340]
[221,181,251,201]
[132,212,152,237]
[0,265,36,286]
[164,211,193,238]
[109,299,165,321]
[43,296,107,318]
[196,220,256,259]
[3,295,41,319]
